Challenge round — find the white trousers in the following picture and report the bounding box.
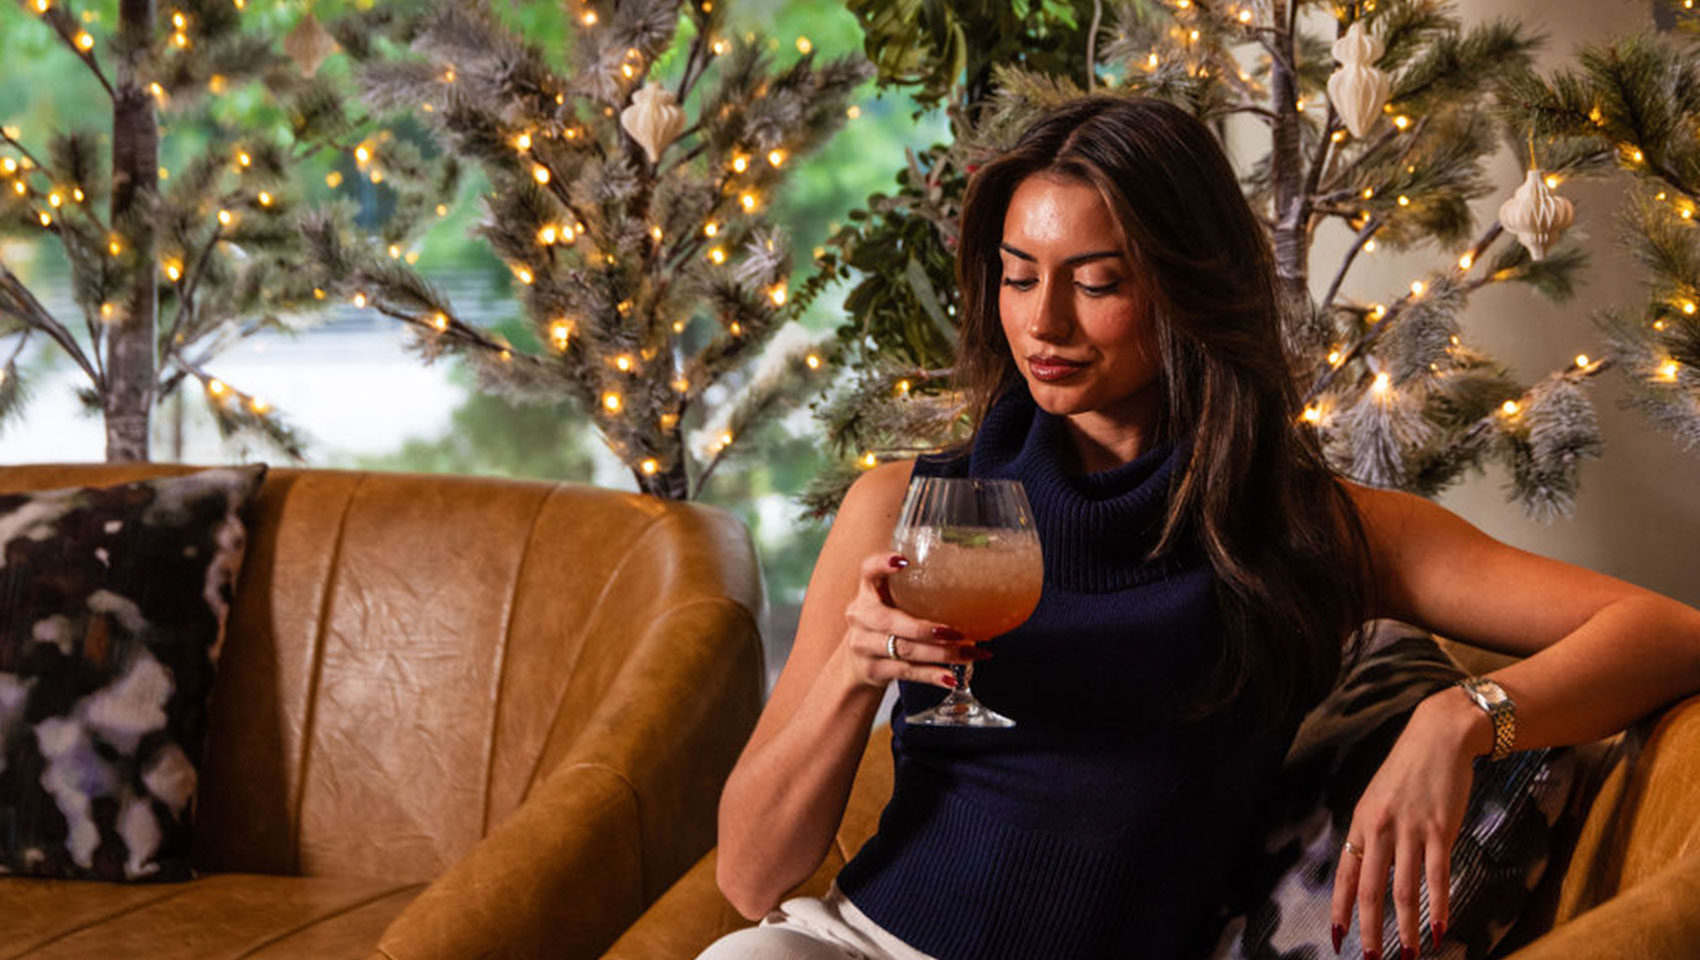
[694,883,939,960]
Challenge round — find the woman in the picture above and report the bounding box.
[702,95,1700,960]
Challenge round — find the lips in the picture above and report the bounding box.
[1028,355,1088,382]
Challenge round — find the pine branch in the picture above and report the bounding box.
[0,259,99,385]
[0,341,28,429]
[690,325,829,497]
[31,1,117,99]
[169,354,309,462]
[1318,215,1385,318]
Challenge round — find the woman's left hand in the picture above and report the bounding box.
[1330,693,1481,959]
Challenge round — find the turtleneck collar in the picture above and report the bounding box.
[962,381,1195,593]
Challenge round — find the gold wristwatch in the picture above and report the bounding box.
[1455,676,1517,762]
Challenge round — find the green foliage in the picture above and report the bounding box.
[846,0,1095,115]
[0,0,455,458]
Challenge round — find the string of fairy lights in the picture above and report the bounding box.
[2,0,310,426]
[5,0,1693,472]
[301,3,866,488]
[1128,0,1691,443]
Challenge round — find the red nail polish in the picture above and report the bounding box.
[1363,949,1380,960]
[932,625,963,641]
[1401,947,1416,960]
[940,673,957,688]
[1331,924,1344,955]
[889,555,908,569]
[1433,921,1447,950]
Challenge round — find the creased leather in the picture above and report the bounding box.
[375,595,763,960]
[0,464,764,960]
[0,873,423,959]
[602,724,895,959]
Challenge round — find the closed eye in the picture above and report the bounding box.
[1001,278,1119,296]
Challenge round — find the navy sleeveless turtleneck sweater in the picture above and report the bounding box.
[834,381,1304,960]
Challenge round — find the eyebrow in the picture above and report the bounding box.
[999,242,1123,266]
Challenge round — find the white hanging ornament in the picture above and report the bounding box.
[283,12,339,78]
[1326,20,1391,139]
[620,83,686,166]
[1498,169,1575,261]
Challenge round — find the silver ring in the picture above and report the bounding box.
[1343,839,1364,860]
[886,635,901,660]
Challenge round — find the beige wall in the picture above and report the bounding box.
[1301,0,1700,611]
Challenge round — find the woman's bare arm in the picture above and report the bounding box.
[1332,480,1700,959]
[714,459,981,919]
[1346,480,1700,753]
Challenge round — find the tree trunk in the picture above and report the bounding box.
[637,460,689,499]
[1267,1,1312,318]
[637,439,690,499]
[104,0,159,462]
[169,384,185,460]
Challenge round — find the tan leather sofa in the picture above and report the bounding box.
[603,641,1700,960]
[0,464,765,960]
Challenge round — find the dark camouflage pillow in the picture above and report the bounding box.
[0,465,266,882]
[1209,619,1576,960]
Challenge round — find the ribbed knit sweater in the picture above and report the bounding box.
[835,382,1301,960]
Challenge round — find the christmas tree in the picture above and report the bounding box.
[1497,9,1700,456]
[0,0,455,461]
[307,0,871,500]
[805,0,1606,522]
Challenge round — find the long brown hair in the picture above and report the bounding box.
[954,94,1377,728]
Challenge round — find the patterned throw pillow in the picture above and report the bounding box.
[0,465,266,882]
[1209,620,1576,960]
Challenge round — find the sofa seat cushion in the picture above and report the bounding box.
[1,872,424,958]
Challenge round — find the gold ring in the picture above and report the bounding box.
[1343,839,1365,860]
[886,635,901,659]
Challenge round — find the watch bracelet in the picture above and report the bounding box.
[1456,676,1517,762]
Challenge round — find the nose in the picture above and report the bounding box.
[1024,276,1075,343]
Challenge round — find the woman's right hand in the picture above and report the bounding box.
[841,551,990,690]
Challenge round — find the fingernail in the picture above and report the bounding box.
[889,555,908,569]
[1363,949,1380,960]
[940,673,957,688]
[1401,947,1416,960]
[1433,921,1446,950]
[931,625,963,640]
[1331,924,1343,955]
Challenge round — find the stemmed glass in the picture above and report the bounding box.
[888,477,1044,727]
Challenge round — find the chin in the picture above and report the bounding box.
[1023,368,1161,424]
[1024,377,1097,415]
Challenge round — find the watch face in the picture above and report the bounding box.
[1477,680,1511,707]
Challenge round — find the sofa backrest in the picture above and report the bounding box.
[0,465,762,884]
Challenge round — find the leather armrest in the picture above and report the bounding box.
[1500,848,1700,960]
[601,846,851,960]
[376,596,762,960]
[373,761,646,960]
[602,724,898,960]
[600,849,760,960]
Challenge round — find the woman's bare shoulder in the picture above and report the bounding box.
[832,459,917,535]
